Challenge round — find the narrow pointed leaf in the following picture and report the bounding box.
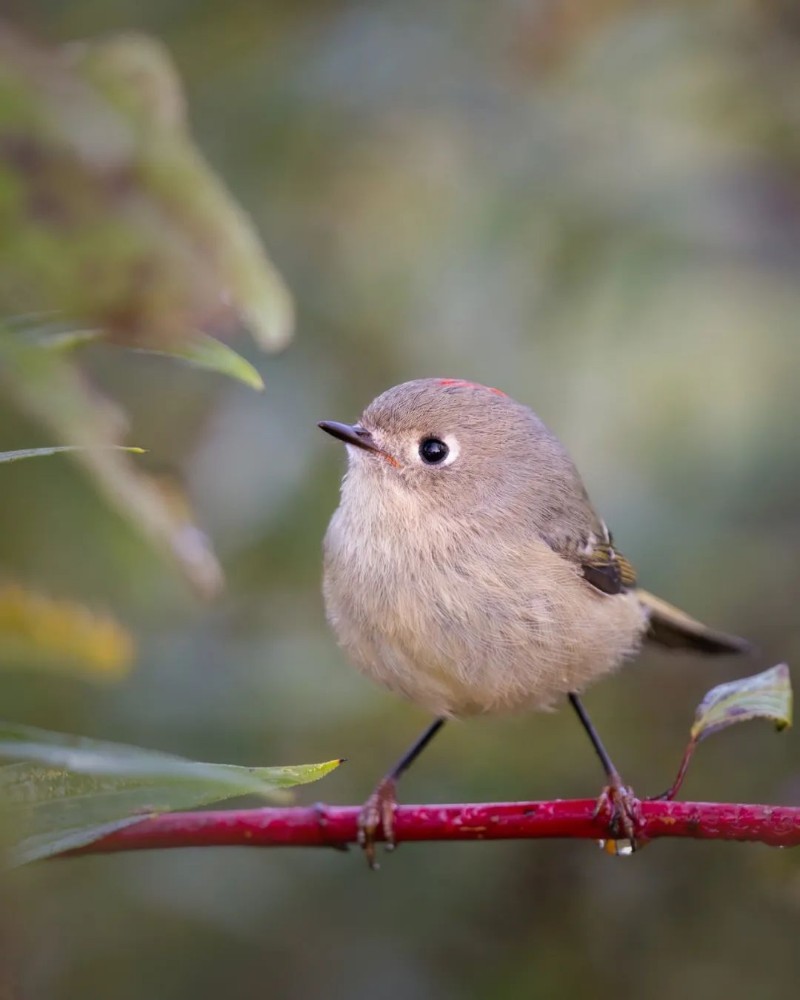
[208,759,343,790]
[0,724,342,792]
[133,335,264,390]
[0,445,144,464]
[691,663,793,743]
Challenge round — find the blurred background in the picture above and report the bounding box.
[2,1,800,997]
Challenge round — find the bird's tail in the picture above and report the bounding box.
[637,589,753,655]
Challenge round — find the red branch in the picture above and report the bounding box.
[64,798,800,858]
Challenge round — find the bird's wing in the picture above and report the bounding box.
[579,532,638,595]
[554,523,752,655]
[636,589,753,655]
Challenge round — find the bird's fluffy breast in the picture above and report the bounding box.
[322,486,647,717]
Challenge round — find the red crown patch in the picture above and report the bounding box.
[436,378,507,397]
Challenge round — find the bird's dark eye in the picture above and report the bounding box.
[419,437,449,465]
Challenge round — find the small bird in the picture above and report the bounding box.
[319,378,751,866]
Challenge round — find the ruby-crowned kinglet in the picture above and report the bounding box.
[319,378,751,866]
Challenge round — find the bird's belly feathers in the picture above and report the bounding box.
[323,510,647,718]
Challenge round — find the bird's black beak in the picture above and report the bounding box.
[318,420,383,455]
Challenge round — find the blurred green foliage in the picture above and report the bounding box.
[0,25,292,349]
[1,2,800,999]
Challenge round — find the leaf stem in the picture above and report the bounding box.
[656,737,699,802]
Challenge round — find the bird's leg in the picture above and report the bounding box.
[359,717,446,870]
[568,692,641,845]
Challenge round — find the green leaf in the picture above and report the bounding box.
[0,445,144,464]
[133,334,264,390]
[0,725,343,865]
[0,723,341,789]
[690,663,793,743]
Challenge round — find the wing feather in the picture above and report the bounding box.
[551,524,752,655]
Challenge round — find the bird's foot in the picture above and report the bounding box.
[593,775,643,854]
[357,775,398,870]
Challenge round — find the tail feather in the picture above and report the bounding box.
[637,589,754,656]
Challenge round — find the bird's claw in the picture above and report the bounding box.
[357,776,398,870]
[593,776,643,852]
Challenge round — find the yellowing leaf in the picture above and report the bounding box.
[690,663,793,743]
[0,584,134,680]
[211,758,343,789]
[660,663,793,802]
